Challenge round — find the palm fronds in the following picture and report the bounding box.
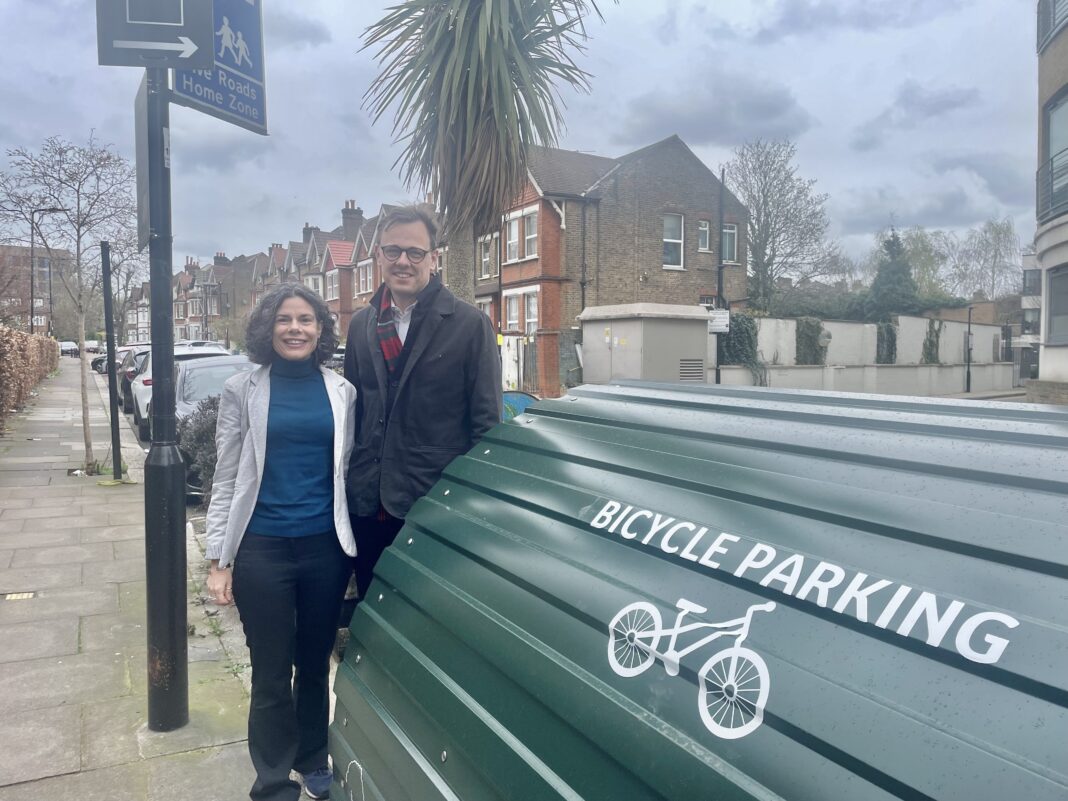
[364,0,610,236]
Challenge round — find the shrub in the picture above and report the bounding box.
[795,316,827,366]
[177,395,220,505]
[921,319,943,365]
[721,311,768,386]
[876,322,897,364]
[0,326,58,431]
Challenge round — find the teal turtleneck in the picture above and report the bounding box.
[247,355,335,537]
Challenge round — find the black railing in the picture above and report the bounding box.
[1037,147,1068,223]
[1039,0,1068,51]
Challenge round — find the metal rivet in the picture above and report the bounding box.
[342,717,348,727]
[377,593,383,601]
[407,537,413,545]
[354,654,361,664]
[440,750,448,763]
[483,448,490,454]
[443,489,450,496]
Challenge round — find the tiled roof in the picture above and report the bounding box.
[526,144,618,197]
[325,241,355,268]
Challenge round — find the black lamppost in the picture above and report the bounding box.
[28,206,65,335]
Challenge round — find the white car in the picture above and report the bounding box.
[131,343,228,441]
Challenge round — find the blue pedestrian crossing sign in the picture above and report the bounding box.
[171,0,267,135]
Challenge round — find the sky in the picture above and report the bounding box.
[0,0,1038,267]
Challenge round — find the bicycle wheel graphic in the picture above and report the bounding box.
[607,602,663,677]
[697,647,769,739]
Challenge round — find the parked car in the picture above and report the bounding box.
[92,344,144,374]
[83,339,101,353]
[118,346,152,411]
[172,355,255,497]
[59,341,79,357]
[324,344,345,373]
[131,343,229,440]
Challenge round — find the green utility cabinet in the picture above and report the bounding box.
[329,382,1068,800]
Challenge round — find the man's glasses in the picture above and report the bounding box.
[379,245,429,264]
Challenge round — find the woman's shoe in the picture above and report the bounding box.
[302,766,332,799]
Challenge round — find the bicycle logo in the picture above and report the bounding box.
[607,598,776,739]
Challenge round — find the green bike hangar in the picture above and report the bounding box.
[328,381,1068,801]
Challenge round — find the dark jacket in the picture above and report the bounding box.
[344,281,502,519]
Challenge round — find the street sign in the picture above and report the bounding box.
[96,0,214,70]
[171,0,268,135]
[709,309,730,334]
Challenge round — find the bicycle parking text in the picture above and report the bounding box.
[589,499,1019,665]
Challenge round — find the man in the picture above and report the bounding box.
[344,205,502,601]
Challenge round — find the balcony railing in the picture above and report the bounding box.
[1037,147,1068,223]
[1039,0,1068,52]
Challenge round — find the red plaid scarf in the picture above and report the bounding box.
[376,286,403,374]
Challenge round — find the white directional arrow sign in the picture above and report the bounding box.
[96,0,213,69]
[113,36,199,59]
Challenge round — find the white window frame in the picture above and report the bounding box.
[326,271,339,301]
[524,291,538,334]
[480,239,492,278]
[722,223,738,264]
[505,294,520,330]
[663,213,684,270]
[506,219,519,262]
[698,220,711,252]
[523,210,538,258]
[476,299,492,318]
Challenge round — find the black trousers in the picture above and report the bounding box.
[351,513,405,602]
[232,532,351,801]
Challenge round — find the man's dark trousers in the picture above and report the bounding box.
[351,513,405,601]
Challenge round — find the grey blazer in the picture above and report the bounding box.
[205,363,357,568]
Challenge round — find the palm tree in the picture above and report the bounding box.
[363,0,611,238]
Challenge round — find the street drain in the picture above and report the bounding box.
[3,592,36,601]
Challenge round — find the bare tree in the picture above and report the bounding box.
[0,135,136,471]
[723,139,838,312]
[106,229,148,344]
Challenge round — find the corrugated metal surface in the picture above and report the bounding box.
[330,382,1068,801]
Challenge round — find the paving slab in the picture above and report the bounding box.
[82,661,248,769]
[0,527,81,549]
[0,649,129,715]
[147,741,256,801]
[79,612,144,653]
[115,538,147,559]
[0,703,82,786]
[0,549,10,569]
[0,498,32,511]
[10,541,114,567]
[33,514,96,531]
[0,759,149,801]
[0,518,26,535]
[89,556,147,584]
[0,563,82,594]
[0,585,119,624]
[79,524,143,543]
[0,618,79,663]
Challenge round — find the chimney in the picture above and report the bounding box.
[214,251,230,266]
[341,199,364,242]
[303,222,319,244]
[184,256,199,274]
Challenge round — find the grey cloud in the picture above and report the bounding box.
[265,9,332,50]
[172,133,275,175]
[932,153,1033,209]
[751,0,966,43]
[612,65,813,148]
[655,7,680,46]
[852,80,980,151]
[837,183,996,235]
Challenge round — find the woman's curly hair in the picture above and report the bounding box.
[245,282,338,365]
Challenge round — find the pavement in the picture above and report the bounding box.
[0,357,256,800]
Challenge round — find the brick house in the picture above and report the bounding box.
[474,134,748,397]
[323,239,356,333]
[0,244,73,335]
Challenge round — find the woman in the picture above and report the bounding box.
[206,283,356,801]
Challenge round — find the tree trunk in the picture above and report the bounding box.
[77,309,95,470]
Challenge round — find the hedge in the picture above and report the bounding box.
[0,326,59,431]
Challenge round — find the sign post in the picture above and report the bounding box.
[172,0,268,135]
